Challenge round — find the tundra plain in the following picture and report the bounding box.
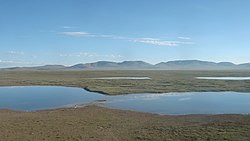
[0,70,250,141]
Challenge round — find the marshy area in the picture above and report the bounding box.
[1,70,250,95]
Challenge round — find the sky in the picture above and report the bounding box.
[1,0,250,68]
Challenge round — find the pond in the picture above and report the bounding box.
[90,77,151,80]
[0,86,250,115]
[196,77,250,80]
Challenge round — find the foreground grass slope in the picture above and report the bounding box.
[1,70,250,95]
[0,106,249,141]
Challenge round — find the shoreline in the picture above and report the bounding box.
[0,104,249,116]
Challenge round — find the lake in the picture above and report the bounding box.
[0,86,250,115]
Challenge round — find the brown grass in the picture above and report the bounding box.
[0,106,249,141]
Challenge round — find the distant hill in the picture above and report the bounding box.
[31,65,66,70]
[68,61,153,70]
[2,60,250,70]
[118,61,153,68]
[69,61,119,69]
[155,60,240,70]
[239,63,250,68]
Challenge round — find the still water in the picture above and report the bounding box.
[196,77,250,80]
[0,86,250,115]
[91,77,151,80]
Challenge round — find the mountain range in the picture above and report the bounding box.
[2,60,250,70]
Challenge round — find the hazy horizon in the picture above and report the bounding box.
[2,59,250,68]
[1,0,250,68]
[1,59,250,69]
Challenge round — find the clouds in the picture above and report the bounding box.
[0,51,25,56]
[59,52,97,57]
[59,25,88,36]
[58,25,194,47]
[178,36,191,40]
[136,40,193,46]
[134,38,179,47]
[60,32,89,36]
[59,52,123,59]
[60,26,76,29]
[60,30,194,47]
[132,37,193,46]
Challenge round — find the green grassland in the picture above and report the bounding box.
[1,70,250,95]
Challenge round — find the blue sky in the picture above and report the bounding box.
[1,0,250,67]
